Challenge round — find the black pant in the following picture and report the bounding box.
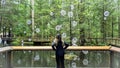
[56,55,65,68]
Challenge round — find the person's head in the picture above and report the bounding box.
[56,34,62,42]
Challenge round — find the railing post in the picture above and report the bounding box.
[6,51,12,68]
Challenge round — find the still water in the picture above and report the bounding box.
[111,51,120,68]
[0,50,111,68]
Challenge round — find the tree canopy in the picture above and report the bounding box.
[0,0,120,45]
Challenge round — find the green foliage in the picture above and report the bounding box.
[1,0,120,45]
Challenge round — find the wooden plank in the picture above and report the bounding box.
[11,46,52,51]
[11,46,111,51]
[110,46,120,52]
[0,46,12,53]
[23,39,50,43]
[0,46,112,52]
[67,46,111,51]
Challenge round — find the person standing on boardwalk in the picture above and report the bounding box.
[52,34,69,68]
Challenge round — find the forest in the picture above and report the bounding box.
[0,0,120,46]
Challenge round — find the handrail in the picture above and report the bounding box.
[110,46,120,53]
[11,46,111,51]
[0,46,12,53]
[0,46,111,53]
[1,45,120,53]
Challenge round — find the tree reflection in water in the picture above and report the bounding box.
[10,51,110,67]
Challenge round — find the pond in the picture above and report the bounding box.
[0,50,111,68]
[111,51,120,68]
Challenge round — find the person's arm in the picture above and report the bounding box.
[52,42,56,51]
[64,42,69,49]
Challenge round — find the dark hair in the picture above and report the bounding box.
[56,34,62,42]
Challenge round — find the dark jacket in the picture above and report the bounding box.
[52,41,69,56]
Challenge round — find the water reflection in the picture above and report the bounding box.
[82,50,88,55]
[111,52,120,68]
[83,59,88,65]
[71,62,76,68]
[0,38,2,44]
[34,54,40,61]
[11,51,110,67]
[0,52,7,68]
[17,59,21,65]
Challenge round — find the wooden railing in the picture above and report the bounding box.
[86,37,120,46]
[1,45,120,53]
[0,46,111,52]
[0,46,12,52]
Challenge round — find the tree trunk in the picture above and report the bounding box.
[31,0,35,39]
